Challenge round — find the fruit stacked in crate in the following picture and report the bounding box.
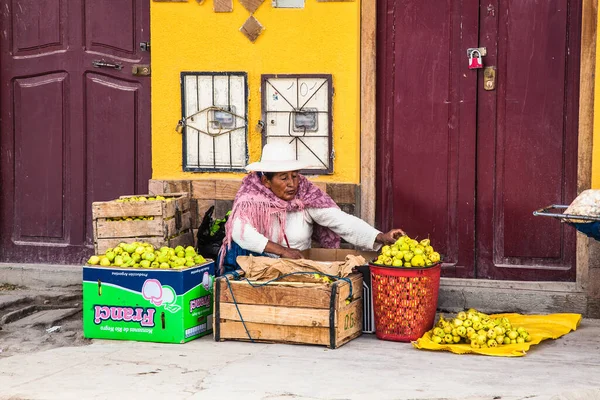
[92,193,194,254]
[83,240,215,344]
[87,242,206,269]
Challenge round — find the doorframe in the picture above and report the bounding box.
[359,0,376,226]
[360,0,597,289]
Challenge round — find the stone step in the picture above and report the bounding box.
[7,308,80,328]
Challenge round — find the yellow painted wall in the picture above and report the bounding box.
[150,1,361,183]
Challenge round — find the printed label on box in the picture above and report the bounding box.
[83,261,214,344]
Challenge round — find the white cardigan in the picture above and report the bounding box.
[231,207,382,254]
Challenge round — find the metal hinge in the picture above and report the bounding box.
[140,41,150,52]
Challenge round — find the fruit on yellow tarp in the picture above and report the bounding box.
[427,309,532,348]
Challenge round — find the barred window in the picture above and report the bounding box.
[181,72,248,172]
[261,74,333,174]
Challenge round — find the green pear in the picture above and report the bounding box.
[87,256,100,265]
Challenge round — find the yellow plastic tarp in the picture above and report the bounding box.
[412,313,582,357]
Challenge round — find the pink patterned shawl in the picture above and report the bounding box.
[220,172,341,264]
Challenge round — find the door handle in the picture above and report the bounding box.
[92,60,123,70]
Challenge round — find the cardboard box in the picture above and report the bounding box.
[214,249,378,348]
[83,260,214,344]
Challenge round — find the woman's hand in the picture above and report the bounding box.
[264,240,304,259]
[376,229,406,245]
[280,247,304,259]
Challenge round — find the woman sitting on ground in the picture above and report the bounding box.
[218,142,404,274]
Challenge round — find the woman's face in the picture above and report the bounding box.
[262,171,299,201]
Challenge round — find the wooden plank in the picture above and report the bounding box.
[197,200,215,220]
[95,219,164,239]
[217,278,332,308]
[163,199,176,218]
[175,195,190,213]
[191,180,216,200]
[217,321,330,346]
[335,299,363,344]
[333,328,362,349]
[164,211,192,236]
[167,230,194,248]
[326,183,356,205]
[148,180,165,195]
[360,0,376,225]
[577,0,595,193]
[213,0,232,12]
[336,274,363,308]
[215,180,242,200]
[92,201,164,219]
[219,303,330,327]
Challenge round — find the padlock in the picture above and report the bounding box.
[468,50,483,69]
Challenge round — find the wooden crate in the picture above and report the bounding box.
[214,272,363,349]
[92,192,194,254]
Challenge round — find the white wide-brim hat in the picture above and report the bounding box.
[245,142,311,172]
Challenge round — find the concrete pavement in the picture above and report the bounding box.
[1,320,600,400]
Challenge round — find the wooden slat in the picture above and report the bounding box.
[336,274,363,308]
[164,211,192,236]
[175,195,190,213]
[217,321,330,346]
[95,219,164,239]
[219,303,330,327]
[326,183,356,205]
[92,201,163,219]
[217,278,332,309]
[163,199,176,218]
[215,180,242,200]
[335,299,363,344]
[191,180,216,200]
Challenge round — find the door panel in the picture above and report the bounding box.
[376,0,479,278]
[84,73,142,245]
[476,0,580,280]
[377,0,580,281]
[14,74,67,241]
[85,1,139,56]
[0,0,150,264]
[12,0,66,54]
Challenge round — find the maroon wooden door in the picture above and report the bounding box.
[0,0,151,264]
[376,0,580,281]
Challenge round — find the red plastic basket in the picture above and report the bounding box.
[370,263,441,342]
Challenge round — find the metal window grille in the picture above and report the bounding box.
[181,72,248,172]
[261,74,333,174]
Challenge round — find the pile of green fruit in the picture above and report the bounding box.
[374,235,441,267]
[430,308,532,348]
[87,242,206,269]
